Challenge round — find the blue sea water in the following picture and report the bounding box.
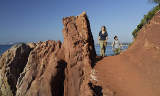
[0,45,128,56]
[95,45,128,56]
[0,45,13,56]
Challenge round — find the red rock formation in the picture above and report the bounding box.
[16,40,65,96]
[0,12,96,96]
[0,44,31,96]
[62,12,96,96]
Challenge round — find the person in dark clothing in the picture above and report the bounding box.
[98,26,108,57]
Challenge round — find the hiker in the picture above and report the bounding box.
[112,36,121,55]
[98,26,108,57]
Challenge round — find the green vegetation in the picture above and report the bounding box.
[152,0,160,4]
[132,4,160,38]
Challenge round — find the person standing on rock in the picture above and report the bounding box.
[112,36,121,55]
[98,26,108,57]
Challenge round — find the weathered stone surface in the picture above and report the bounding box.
[0,43,31,96]
[26,42,37,49]
[62,12,96,96]
[0,12,96,96]
[0,12,97,96]
[16,40,66,96]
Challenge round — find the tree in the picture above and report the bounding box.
[150,0,160,4]
[132,4,160,38]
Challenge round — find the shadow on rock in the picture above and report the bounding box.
[51,60,67,96]
[88,82,103,96]
[91,56,103,68]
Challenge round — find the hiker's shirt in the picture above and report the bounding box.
[99,31,108,41]
[113,40,120,49]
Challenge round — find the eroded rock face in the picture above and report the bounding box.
[0,43,31,96]
[26,42,37,49]
[63,12,96,96]
[16,40,66,96]
[0,12,96,96]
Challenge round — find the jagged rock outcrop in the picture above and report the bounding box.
[0,12,96,96]
[0,44,31,96]
[63,12,96,96]
[16,40,65,96]
[26,42,37,49]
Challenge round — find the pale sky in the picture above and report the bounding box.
[0,0,156,44]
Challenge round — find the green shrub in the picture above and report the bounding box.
[152,0,160,4]
[132,4,160,38]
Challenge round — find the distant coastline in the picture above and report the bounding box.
[0,42,129,56]
[0,45,13,56]
[95,42,131,46]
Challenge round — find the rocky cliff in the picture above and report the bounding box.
[0,43,31,96]
[62,12,96,96]
[0,12,96,96]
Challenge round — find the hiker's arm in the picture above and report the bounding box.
[112,41,114,50]
[98,36,100,40]
[98,36,100,44]
[112,42,114,47]
[120,44,122,48]
[105,36,108,42]
[106,32,108,41]
[98,32,101,41]
[119,41,122,48]
[106,36,108,40]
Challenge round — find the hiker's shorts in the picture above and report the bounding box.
[99,40,107,57]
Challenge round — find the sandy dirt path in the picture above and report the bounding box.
[95,55,158,96]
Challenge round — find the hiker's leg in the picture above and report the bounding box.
[100,40,105,57]
[115,48,120,55]
[102,44,105,57]
[114,48,118,55]
[99,41,103,56]
[101,41,105,57]
[102,47,105,57]
[114,49,116,55]
[104,42,107,56]
[118,48,120,54]
[101,48,104,56]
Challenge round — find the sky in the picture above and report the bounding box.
[0,0,156,44]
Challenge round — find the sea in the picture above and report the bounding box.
[95,45,128,56]
[0,45,13,56]
[0,44,128,56]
